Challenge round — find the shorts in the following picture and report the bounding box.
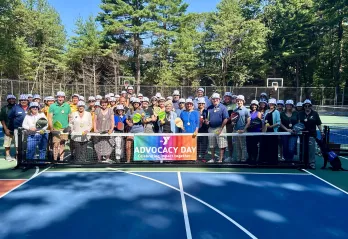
[208,127,228,149]
[14,129,19,148]
[3,134,14,148]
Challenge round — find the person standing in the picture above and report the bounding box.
[70,94,79,113]
[142,97,156,133]
[70,101,93,162]
[298,99,324,169]
[48,91,71,161]
[280,100,298,161]
[223,92,237,162]
[114,105,127,162]
[0,95,17,161]
[197,98,209,161]
[206,93,229,163]
[172,90,181,110]
[246,100,262,164]
[93,100,115,163]
[159,101,179,133]
[180,99,199,134]
[193,88,211,110]
[8,94,30,158]
[22,102,48,160]
[232,95,251,162]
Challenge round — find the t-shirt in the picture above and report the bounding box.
[234,106,250,130]
[0,104,15,131]
[126,108,145,133]
[180,110,199,133]
[49,102,71,129]
[206,103,229,128]
[298,110,322,137]
[280,111,298,131]
[8,104,29,130]
[114,115,127,132]
[70,103,78,113]
[224,103,236,116]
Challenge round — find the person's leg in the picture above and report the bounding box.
[26,135,36,160]
[288,136,297,160]
[240,135,247,162]
[38,134,48,160]
[3,135,14,160]
[308,137,316,169]
[217,133,228,162]
[208,128,216,162]
[126,136,133,163]
[115,136,122,162]
[282,136,290,160]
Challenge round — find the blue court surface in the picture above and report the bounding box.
[328,128,348,144]
[1,171,348,239]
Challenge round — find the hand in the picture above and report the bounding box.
[237,130,245,134]
[128,122,134,127]
[4,129,11,137]
[39,130,45,135]
[192,131,198,138]
[108,129,113,135]
[204,120,209,125]
[321,131,325,138]
[266,123,271,128]
[160,120,165,125]
[215,128,222,135]
[29,127,36,131]
[287,129,293,133]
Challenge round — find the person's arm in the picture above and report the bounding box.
[22,116,33,130]
[316,112,324,137]
[242,116,251,133]
[47,105,53,130]
[93,113,98,133]
[109,109,114,134]
[0,108,11,136]
[40,113,48,131]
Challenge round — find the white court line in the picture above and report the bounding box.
[0,166,51,199]
[107,168,258,239]
[177,172,192,239]
[302,169,348,195]
[45,170,309,175]
[339,156,348,161]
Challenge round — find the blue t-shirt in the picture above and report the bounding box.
[8,104,29,130]
[207,103,229,128]
[180,110,200,133]
[234,106,250,130]
[114,115,127,132]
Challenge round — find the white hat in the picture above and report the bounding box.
[46,96,55,101]
[77,101,85,107]
[277,100,285,105]
[116,105,124,110]
[179,98,186,103]
[198,98,206,104]
[138,93,143,97]
[197,88,204,92]
[173,90,180,96]
[29,102,39,108]
[185,99,193,104]
[19,94,28,100]
[259,99,267,105]
[260,92,267,97]
[303,99,312,105]
[155,93,162,98]
[95,102,101,106]
[115,94,120,98]
[236,95,245,102]
[105,94,110,99]
[109,93,115,97]
[130,97,135,102]
[88,96,96,101]
[211,93,220,99]
[6,94,16,100]
[296,102,303,107]
[142,97,150,102]
[224,92,233,98]
[109,97,116,102]
[132,98,141,103]
[158,97,166,102]
[250,100,259,106]
[96,95,102,100]
[121,91,127,94]
[151,96,158,101]
[285,100,294,106]
[232,95,237,99]
[33,94,41,99]
[27,94,33,98]
[79,96,85,101]
[56,91,65,97]
[167,96,173,101]
[268,98,277,105]
[127,86,134,90]
[72,93,79,98]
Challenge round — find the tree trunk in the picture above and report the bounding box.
[296,58,300,102]
[134,33,141,94]
[93,61,97,96]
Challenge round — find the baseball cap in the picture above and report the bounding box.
[236,95,245,102]
[116,105,124,110]
[56,91,65,97]
[173,90,180,96]
[268,98,277,105]
[197,88,204,92]
[6,94,16,100]
[211,93,220,99]
[88,96,96,101]
[29,102,39,108]
[77,101,85,107]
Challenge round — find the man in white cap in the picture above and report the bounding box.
[206,93,229,163]
[172,90,180,110]
[70,93,79,113]
[175,98,186,117]
[0,95,17,161]
[194,88,211,110]
[232,95,250,162]
[42,96,55,118]
[96,95,102,104]
[27,94,33,103]
[298,99,324,169]
[127,86,134,99]
[142,97,156,133]
[8,94,30,158]
[48,91,71,161]
[223,92,237,161]
[296,102,303,112]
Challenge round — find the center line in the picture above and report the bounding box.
[178,172,192,239]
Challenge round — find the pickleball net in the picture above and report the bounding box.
[16,129,310,168]
[325,125,348,156]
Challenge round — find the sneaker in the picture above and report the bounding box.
[207,159,215,163]
[224,157,232,163]
[309,164,316,170]
[5,155,16,162]
[102,159,113,164]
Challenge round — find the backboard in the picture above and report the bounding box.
[267,78,283,89]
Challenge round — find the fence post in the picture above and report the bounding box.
[10,80,13,94]
[255,87,258,100]
[300,87,303,102]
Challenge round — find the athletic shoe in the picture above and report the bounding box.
[207,159,216,163]
[5,155,16,162]
[224,157,232,163]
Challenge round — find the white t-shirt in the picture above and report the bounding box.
[22,113,47,130]
[70,111,92,142]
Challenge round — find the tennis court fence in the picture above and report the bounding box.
[16,129,311,168]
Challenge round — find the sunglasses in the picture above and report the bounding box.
[198,103,205,105]
[303,105,311,108]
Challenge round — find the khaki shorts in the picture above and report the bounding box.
[3,134,14,148]
[208,127,228,149]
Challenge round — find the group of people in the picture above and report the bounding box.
[0,86,324,168]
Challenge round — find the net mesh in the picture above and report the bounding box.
[17,130,309,167]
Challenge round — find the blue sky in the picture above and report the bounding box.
[48,0,221,37]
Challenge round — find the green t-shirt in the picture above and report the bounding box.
[0,104,14,131]
[49,102,71,128]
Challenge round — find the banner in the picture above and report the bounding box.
[134,135,197,161]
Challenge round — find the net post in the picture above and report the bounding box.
[16,128,24,169]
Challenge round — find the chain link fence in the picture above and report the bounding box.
[1,79,347,107]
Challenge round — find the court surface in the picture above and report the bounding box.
[1,169,348,239]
